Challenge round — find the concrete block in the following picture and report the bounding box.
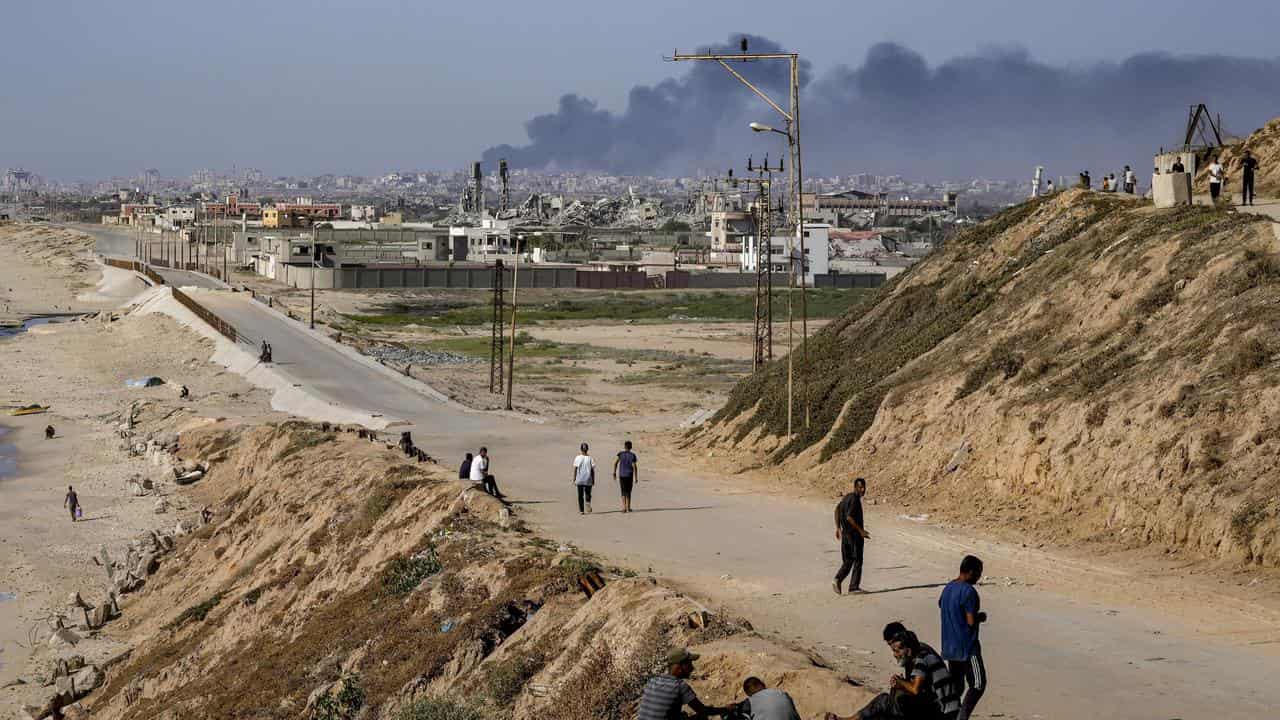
[1152,173,1192,208]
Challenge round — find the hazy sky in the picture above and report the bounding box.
[4,0,1280,181]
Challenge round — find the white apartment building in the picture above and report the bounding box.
[742,223,830,285]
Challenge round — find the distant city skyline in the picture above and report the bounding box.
[4,1,1280,180]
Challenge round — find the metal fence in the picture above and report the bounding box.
[104,258,165,286]
[171,287,239,343]
[665,270,885,289]
[104,257,241,343]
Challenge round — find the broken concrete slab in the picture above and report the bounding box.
[48,628,81,648]
[71,666,103,696]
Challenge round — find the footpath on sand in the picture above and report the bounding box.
[142,281,1280,719]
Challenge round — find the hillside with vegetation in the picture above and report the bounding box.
[696,188,1280,566]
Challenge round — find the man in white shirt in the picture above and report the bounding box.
[572,442,596,514]
[1124,166,1137,194]
[1208,158,1225,203]
[470,446,501,498]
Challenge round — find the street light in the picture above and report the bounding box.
[750,122,788,137]
[750,119,809,436]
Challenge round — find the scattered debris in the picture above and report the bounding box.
[124,376,165,388]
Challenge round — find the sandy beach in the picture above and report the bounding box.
[0,224,278,711]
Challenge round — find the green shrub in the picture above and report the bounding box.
[165,593,224,630]
[485,655,545,705]
[380,548,442,596]
[1227,338,1271,377]
[314,674,365,720]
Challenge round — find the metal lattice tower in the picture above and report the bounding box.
[749,155,783,371]
[489,260,506,393]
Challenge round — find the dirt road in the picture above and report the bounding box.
[177,287,1280,719]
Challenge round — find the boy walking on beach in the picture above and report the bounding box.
[64,485,80,522]
[573,443,596,515]
[613,440,639,513]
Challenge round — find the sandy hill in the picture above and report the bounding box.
[696,189,1280,567]
[68,422,870,720]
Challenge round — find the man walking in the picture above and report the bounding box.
[939,556,988,720]
[1123,165,1136,194]
[64,485,80,522]
[1241,149,1259,206]
[613,440,639,513]
[1208,156,1225,203]
[572,442,595,515]
[638,648,728,720]
[833,477,870,595]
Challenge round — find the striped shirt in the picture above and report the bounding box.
[906,644,962,718]
[638,673,697,720]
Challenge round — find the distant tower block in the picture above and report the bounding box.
[499,159,510,213]
[471,162,485,216]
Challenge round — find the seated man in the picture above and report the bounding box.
[638,648,729,720]
[825,630,960,720]
[739,677,801,720]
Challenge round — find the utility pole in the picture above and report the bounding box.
[490,259,506,393]
[310,232,317,329]
[504,239,520,411]
[670,42,810,432]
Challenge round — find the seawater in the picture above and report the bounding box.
[0,426,15,480]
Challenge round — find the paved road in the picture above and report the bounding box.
[76,223,223,290]
[178,290,1278,719]
[70,214,1280,718]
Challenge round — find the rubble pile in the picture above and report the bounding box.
[366,343,477,367]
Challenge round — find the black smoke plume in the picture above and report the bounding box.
[484,36,1280,179]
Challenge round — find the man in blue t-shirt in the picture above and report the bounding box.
[938,555,987,720]
[613,440,639,513]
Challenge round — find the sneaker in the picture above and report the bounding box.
[586,502,592,514]
[832,580,842,596]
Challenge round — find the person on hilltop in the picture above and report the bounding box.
[458,452,473,481]
[833,477,870,595]
[613,439,640,513]
[939,556,988,720]
[1124,165,1137,194]
[1208,156,1225,203]
[572,442,596,515]
[1241,149,1259,206]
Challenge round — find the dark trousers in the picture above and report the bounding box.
[947,654,987,720]
[1243,174,1256,205]
[835,534,864,589]
[482,474,501,498]
[855,686,916,712]
[1210,182,1221,200]
[576,484,592,512]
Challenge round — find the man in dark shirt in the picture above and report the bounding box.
[613,440,639,513]
[458,452,473,481]
[1241,150,1259,206]
[833,477,870,594]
